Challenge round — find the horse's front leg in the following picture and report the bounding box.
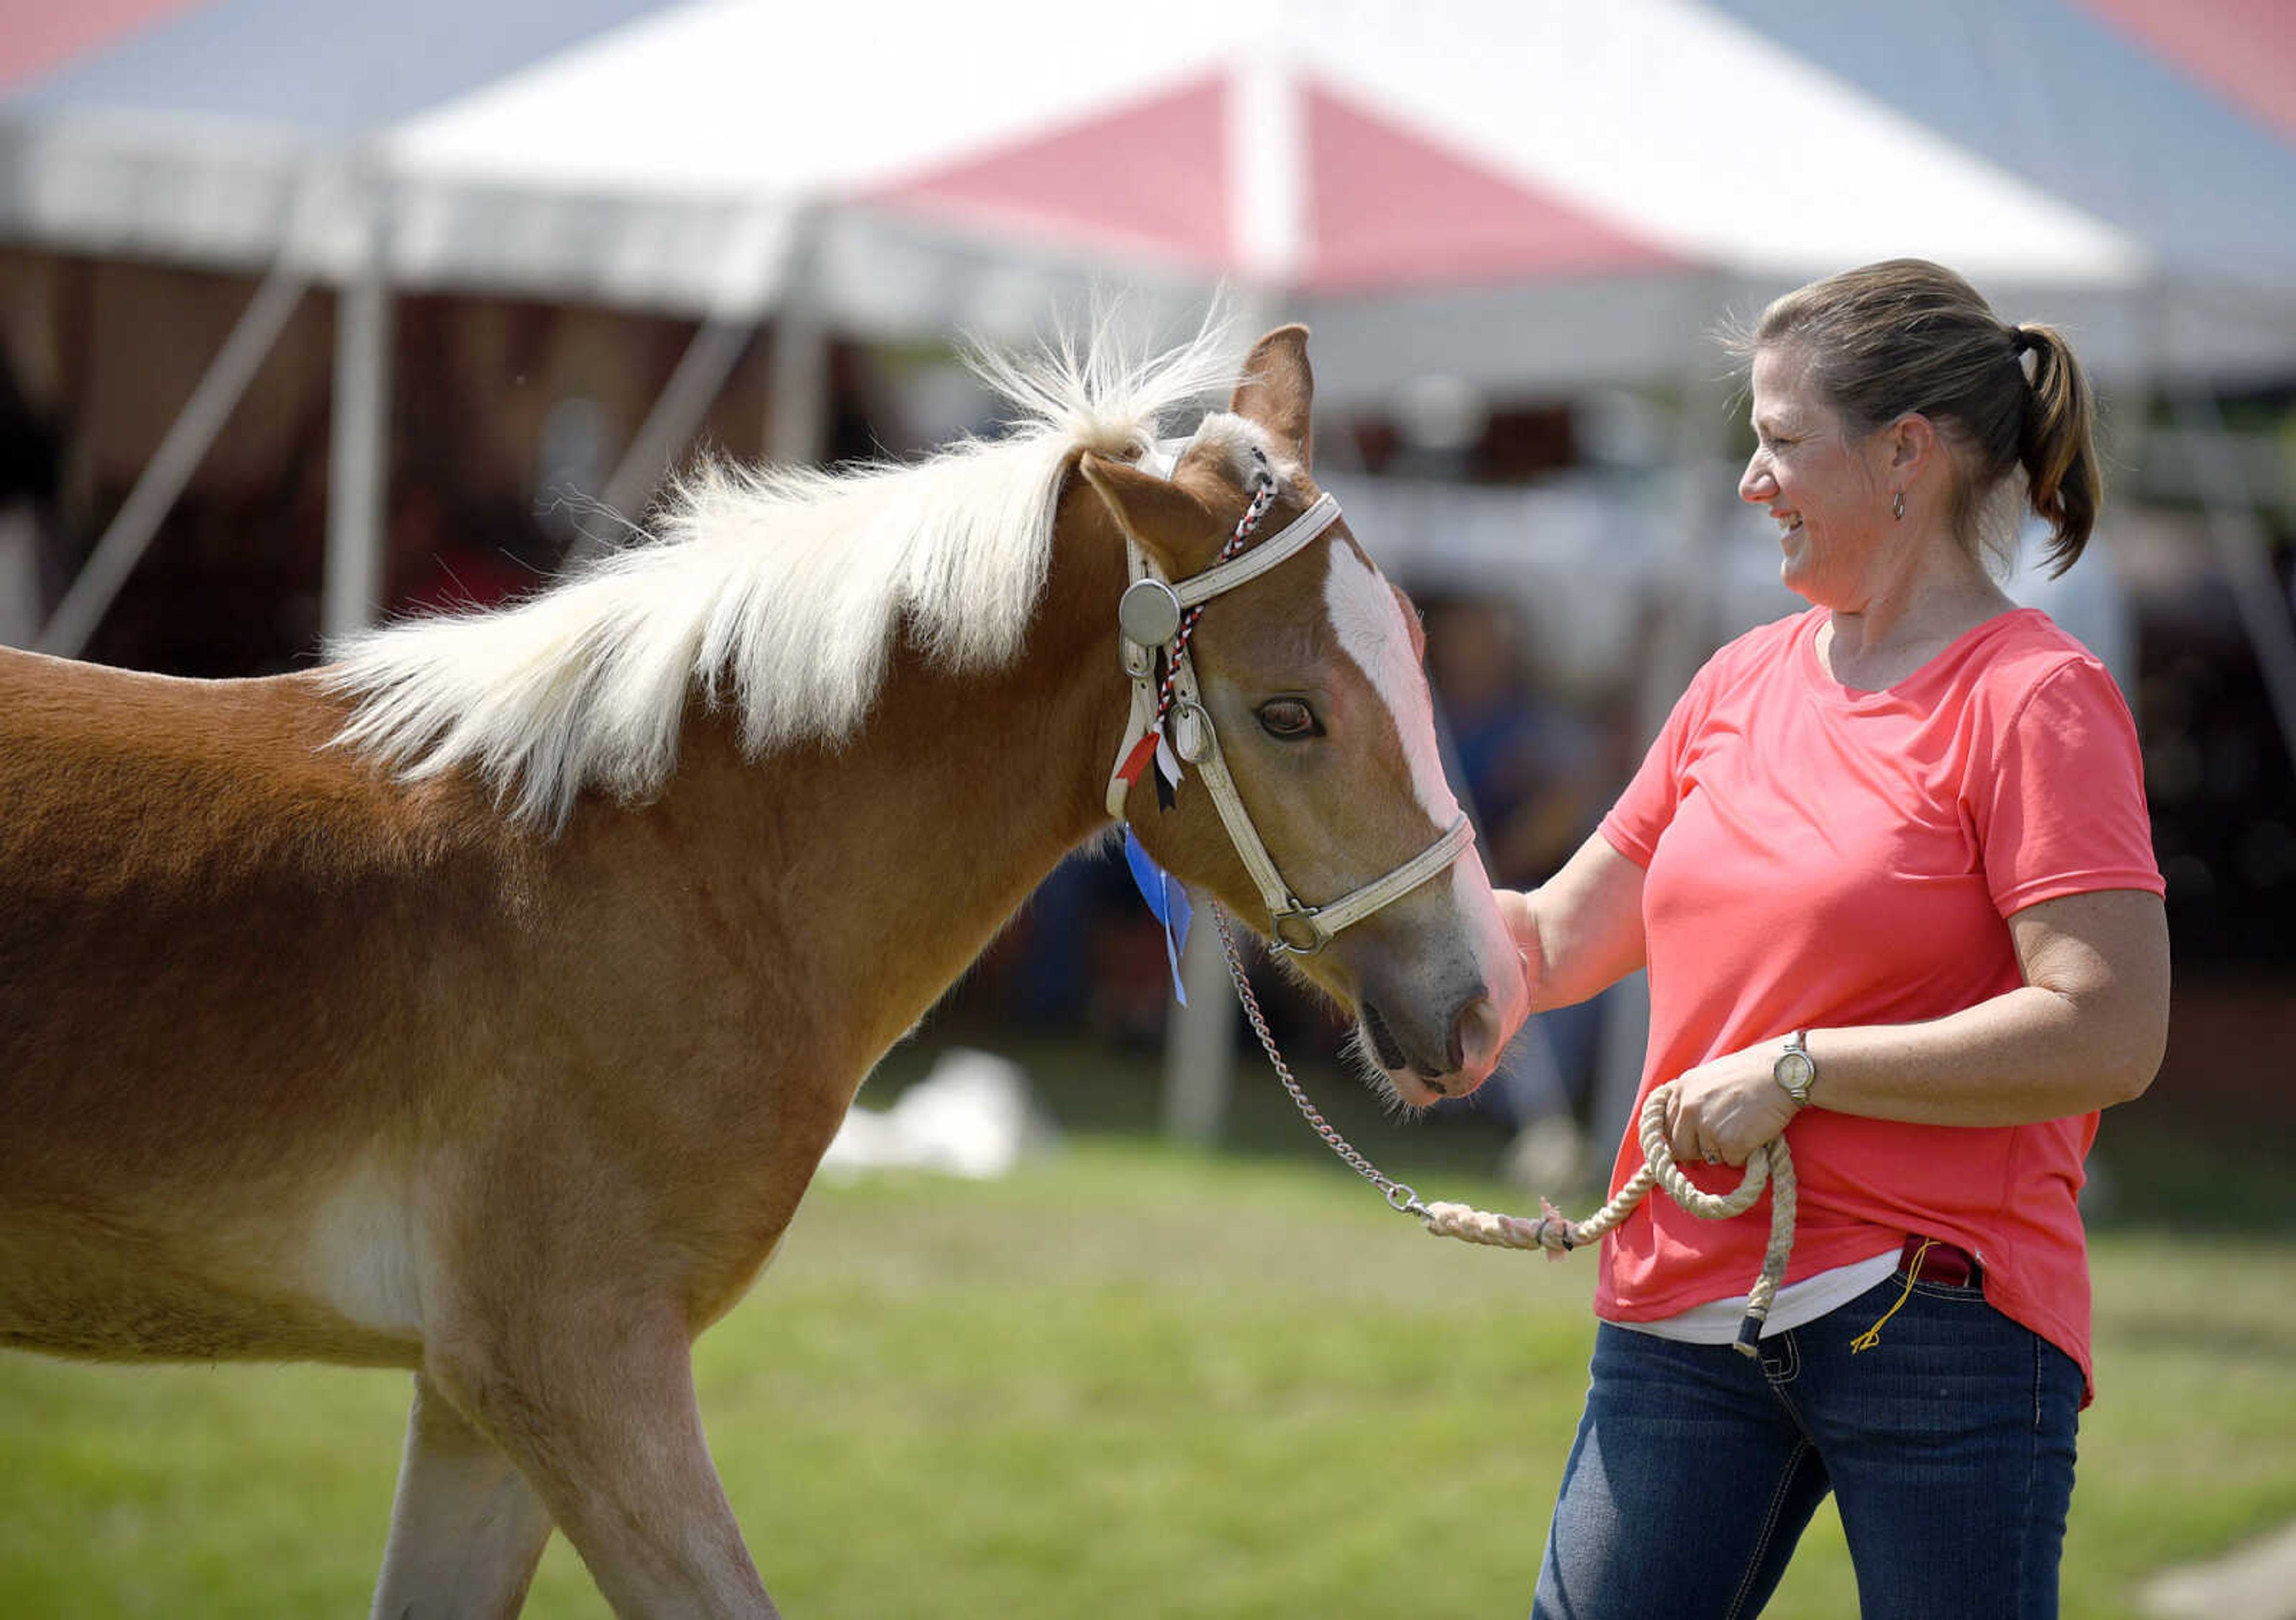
[371,1371,555,1619]
[427,1297,779,1620]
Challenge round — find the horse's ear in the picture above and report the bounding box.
[1230,324,1314,472]
[1079,451,1220,575]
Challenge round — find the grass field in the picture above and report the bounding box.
[2,1036,2291,1618]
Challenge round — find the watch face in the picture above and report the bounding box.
[1778,1052,1814,1092]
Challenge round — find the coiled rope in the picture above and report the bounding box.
[1216,907,1798,1356]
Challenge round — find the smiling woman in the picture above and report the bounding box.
[1492,259,2169,1620]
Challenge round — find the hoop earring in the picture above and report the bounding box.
[1892,490,1905,522]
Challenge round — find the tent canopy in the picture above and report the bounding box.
[4,0,2293,398]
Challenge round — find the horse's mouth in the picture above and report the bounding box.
[1360,999,1407,1070]
[1360,1000,1450,1096]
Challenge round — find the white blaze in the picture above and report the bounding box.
[1321,538,1521,976]
[1322,540,1456,827]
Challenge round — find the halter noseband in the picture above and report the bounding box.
[1104,456,1475,956]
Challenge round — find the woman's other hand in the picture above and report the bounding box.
[1665,1041,1802,1167]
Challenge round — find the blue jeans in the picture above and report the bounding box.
[1532,1266,2084,1619]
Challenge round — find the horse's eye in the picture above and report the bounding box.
[1257,698,1322,739]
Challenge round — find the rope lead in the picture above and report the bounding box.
[1220,906,1799,1359]
[1419,1085,1797,1358]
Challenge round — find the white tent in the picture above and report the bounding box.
[12,0,2294,634]
[8,0,2199,386]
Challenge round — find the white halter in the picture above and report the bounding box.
[1104,451,1474,956]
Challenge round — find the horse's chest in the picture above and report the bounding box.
[297,1150,426,1343]
[0,1178,424,1367]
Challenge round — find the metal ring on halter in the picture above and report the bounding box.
[1170,698,1213,765]
[1268,904,1329,956]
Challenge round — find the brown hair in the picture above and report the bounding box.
[1740,259,2100,577]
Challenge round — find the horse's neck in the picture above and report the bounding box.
[608,494,1132,1064]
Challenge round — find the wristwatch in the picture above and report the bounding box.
[1773,1030,1816,1107]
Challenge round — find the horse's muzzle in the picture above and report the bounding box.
[1360,984,1503,1100]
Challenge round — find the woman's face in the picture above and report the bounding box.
[1738,346,1893,609]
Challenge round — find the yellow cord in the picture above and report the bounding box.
[1849,1239,1936,1354]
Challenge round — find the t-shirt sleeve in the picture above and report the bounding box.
[1974,657,2166,916]
[1598,664,1712,869]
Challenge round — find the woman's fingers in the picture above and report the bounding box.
[1667,1075,1750,1167]
[1666,1089,1703,1165]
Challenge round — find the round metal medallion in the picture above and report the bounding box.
[1117,579,1183,646]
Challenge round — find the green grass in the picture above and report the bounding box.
[2,1042,2291,1618]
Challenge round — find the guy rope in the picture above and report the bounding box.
[1211,908,1799,1358]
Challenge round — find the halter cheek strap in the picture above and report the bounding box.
[1104,473,1474,956]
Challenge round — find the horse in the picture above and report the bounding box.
[0,318,1528,1618]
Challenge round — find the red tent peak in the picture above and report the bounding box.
[2075,0,2296,145]
[869,72,1233,272]
[0,0,206,96]
[866,66,1674,292]
[1299,78,1674,293]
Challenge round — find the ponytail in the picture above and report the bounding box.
[2013,323,2100,578]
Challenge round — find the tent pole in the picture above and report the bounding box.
[559,208,802,566]
[35,268,309,659]
[323,251,393,643]
[764,295,827,469]
[758,202,829,470]
[1161,910,1236,1145]
[559,316,758,567]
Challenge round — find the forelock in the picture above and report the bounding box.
[1181,411,1308,497]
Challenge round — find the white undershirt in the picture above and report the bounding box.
[1604,1248,1904,1344]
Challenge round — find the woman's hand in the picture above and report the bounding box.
[1492,887,1539,989]
[1664,1041,1802,1167]
[1493,885,1535,949]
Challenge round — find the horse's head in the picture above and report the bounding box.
[1082,326,1529,1108]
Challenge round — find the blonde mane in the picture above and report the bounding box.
[327,313,1244,828]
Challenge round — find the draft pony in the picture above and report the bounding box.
[0,320,1526,1618]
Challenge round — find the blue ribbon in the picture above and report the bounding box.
[1122,827,1193,1005]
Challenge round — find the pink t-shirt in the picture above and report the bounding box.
[1595,606,2163,1398]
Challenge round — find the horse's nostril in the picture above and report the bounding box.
[1451,994,1500,1072]
[1360,1001,1407,1071]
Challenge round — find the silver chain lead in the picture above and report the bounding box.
[1211,906,1425,1218]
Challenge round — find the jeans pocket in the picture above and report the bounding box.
[1896,1236,1983,1297]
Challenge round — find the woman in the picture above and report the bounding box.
[1503,259,2169,1619]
